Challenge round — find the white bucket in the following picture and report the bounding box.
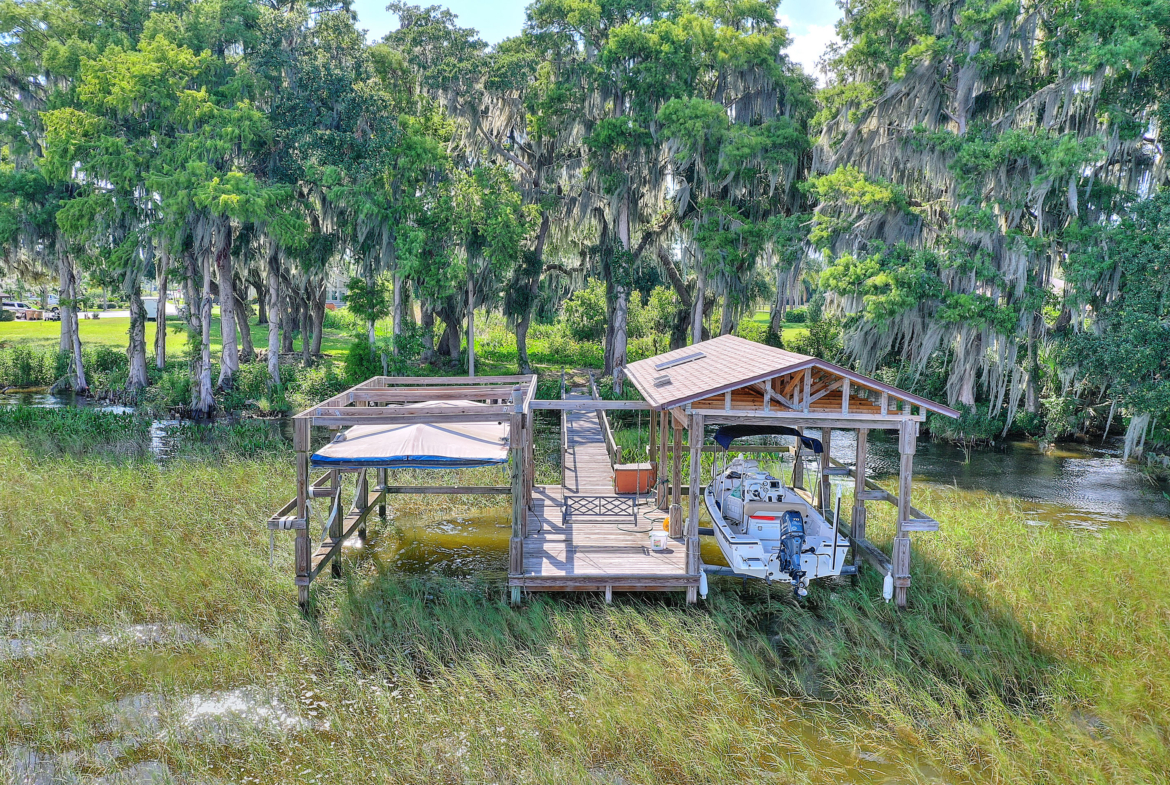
[649,530,669,551]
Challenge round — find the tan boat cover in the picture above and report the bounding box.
[311,400,509,469]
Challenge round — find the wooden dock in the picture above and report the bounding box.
[510,390,697,598]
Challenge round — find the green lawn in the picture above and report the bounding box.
[747,309,809,343]
[0,313,353,356]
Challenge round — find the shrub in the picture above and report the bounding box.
[0,309,13,322]
[734,319,768,344]
[322,306,364,336]
[1012,410,1045,437]
[147,366,193,409]
[788,318,843,362]
[562,279,608,341]
[344,339,383,385]
[784,306,808,324]
[1041,395,1082,441]
[0,346,67,388]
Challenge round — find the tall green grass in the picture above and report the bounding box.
[0,417,1167,783]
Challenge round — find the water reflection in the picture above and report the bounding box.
[364,512,511,579]
[811,429,1170,527]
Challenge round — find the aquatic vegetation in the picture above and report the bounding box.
[0,433,1167,783]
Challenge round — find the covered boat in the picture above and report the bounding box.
[703,425,850,595]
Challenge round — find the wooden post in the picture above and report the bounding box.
[685,411,703,603]
[893,419,916,608]
[851,428,868,548]
[509,386,524,605]
[657,410,669,510]
[819,428,832,513]
[377,467,387,519]
[524,411,534,513]
[648,406,658,488]
[791,429,804,489]
[670,419,683,537]
[329,468,343,578]
[294,416,311,608]
[355,467,369,549]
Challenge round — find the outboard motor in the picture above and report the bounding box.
[776,510,807,592]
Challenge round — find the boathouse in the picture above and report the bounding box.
[267,335,958,608]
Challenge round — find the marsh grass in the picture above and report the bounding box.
[1,416,1168,784]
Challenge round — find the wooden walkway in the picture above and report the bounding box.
[510,390,696,595]
[561,391,617,493]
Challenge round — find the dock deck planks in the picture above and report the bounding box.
[512,391,696,594]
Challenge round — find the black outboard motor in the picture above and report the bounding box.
[776,510,807,592]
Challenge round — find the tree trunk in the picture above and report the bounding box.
[57,252,73,354]
[467,272,475,377]
[392,269,403,358]
[195,245,216,415]
[300,295,312,364]
[216,220,239,389]
[516,213,550,376]
[610,197,631,393]
[719,289,734,336]
[126,282,149,392]
[281,291,296,353]
[266,242,281,389]
[57,249,88,393]
[420,306,436,362]
[155,250,168,369]
[184,250,201,334]
[1025,315,1040,414]
[692,265,705,345]
[254,269,267,325]
[438,315,461,362]
[235,281,254,362]
[311,283,325,356]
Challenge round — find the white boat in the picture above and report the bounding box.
[703,425,850,595]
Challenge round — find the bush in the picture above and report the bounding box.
[788,319,843,362]
[734,318,768,344]
[322,306,364,336]
[344,339,383,385]
[149,366,193,409]
[0,309,14,322]
[562,279,608,341]
[806,292,825,323]
[1012,409,1045,437]
[1041,396,1082,441]
[784,306,808,324]
[0,346,68,388]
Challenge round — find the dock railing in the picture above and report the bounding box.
[560,368,567,487]
[588,371,621,466]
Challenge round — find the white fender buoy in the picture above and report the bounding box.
[882,573,894,602]
[699,571,708,600]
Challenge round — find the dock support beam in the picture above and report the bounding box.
[377,467,387,518]
[894,419,917,608]
[294,417,310,609]
[509,386,525,605]
[685,412,703,603]
[851,428,868,553]
[657,410,669,510]
[669,418,683,537]
[818,427,832,513]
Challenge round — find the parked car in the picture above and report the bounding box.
[2,300,43,320]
